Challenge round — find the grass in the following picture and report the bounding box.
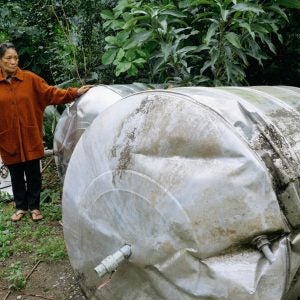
[0,157,67,291]
[3,262,26,290]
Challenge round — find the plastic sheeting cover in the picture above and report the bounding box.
[0,155,12,195]
[53,83,150,178]
[62,86,300,299]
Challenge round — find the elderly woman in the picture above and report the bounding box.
[0,42,93,221]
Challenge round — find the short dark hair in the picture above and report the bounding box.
[0,42,16,59]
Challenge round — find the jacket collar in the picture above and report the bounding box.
[0,67,24,82]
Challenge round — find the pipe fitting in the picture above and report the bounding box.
[94,244,132,278]
[252,235,275,264]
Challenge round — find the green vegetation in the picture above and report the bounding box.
[3,262,26,291]
[101,0,300,85]
[0,0,117,85]
[0,0,299,87]
[0,158,66,292]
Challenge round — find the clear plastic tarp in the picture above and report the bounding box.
[53,83,151,178]
[0,155,12,195]
[61,86,300,299]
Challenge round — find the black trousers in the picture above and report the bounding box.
[7,159,41,211]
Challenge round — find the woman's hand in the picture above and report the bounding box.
[77,85,95,97]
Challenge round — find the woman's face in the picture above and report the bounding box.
[0,48,19,76]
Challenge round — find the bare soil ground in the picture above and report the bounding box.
[0,256,86,300]
[0,159,87,299]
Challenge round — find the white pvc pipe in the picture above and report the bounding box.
[94,244,132,278]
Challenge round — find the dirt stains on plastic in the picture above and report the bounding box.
[251,121,299,189]
[112,96,156,182]
[116,137,134,172]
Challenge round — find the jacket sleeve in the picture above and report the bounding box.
[32,72,78,106]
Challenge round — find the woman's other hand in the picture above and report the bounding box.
[77,85,95,97]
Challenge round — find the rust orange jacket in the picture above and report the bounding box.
[0,67,78,165]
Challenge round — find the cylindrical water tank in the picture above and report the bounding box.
[62,86,300,299]
[53,83,151,178]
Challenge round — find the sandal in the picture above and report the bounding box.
[31,210,43,221]
[11,210,27,222]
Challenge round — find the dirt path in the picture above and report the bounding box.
[0,259,86,300]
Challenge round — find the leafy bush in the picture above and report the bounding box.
[0,0,299,86]
[247,7,300,86]
[101,0,201,84]
[0,0,116,85]
[101,0,298,85]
